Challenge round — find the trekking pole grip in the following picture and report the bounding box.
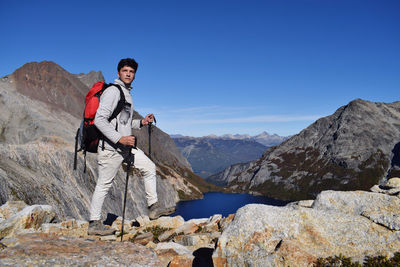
[147,115,156,160]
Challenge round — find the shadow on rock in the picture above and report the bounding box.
[104,213,118,226]
[192,247,214,267]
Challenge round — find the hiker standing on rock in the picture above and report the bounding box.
[88,58,171,236]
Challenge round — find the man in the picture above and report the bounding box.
[88,58,170,236]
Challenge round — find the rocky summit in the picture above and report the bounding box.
[210,99,400,200]
[0,178,399,266]
[12,61,88,119]
[0,61,215,222]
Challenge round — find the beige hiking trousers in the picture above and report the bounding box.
[89,147,157,221]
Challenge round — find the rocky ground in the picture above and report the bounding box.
[0,178,399,266]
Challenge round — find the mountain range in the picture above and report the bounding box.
[171,136,266,178]
[207,99,400,200]
[172,133,287,178]
[171,132,288,147]
[0,61,218,221]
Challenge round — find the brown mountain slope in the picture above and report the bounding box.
[13,61,88,118]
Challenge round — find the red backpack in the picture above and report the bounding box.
[73,81,126,172]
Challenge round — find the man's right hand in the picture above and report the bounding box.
[118,136,136,147]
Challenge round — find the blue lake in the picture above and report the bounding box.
[170,192,289,221]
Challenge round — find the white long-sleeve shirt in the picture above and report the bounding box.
[94,79,141,151]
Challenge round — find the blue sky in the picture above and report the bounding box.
[1,0,399,137]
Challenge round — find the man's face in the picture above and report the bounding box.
[118,66,136,85]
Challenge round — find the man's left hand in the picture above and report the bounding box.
[141,113,154,126]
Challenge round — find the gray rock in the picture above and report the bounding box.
[99,235,117,241]
[0,204,56,238]
[371,177,400,196]
[155,241,192,255]
[133,232,154,245]
[0,233,161,266]
[157,228,176,242]
[213,190,400,266]
[386,177,400,188]
[174,221,199,235]
[312,190,400,227]
[312,190,400,231]
[361,211,400,231]
[187,218,208,225]
[0,201,28,219]
[154,242,194,267]
[143,215,185,229]
[174,233,213,248]
[286,199,314,208]
[370,184,400,195]
[219,214,235,232]
[175,234,199,246]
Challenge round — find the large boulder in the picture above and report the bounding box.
[0,203,56,238]
[213,190,400,267]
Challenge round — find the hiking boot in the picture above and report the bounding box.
[87,220,116,236]
[148,202,175,220]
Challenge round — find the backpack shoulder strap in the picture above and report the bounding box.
[108,84,126,122]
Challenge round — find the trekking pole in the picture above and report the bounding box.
[148,116,156,160]
[73,128,79,170]
[120,136,137,242]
